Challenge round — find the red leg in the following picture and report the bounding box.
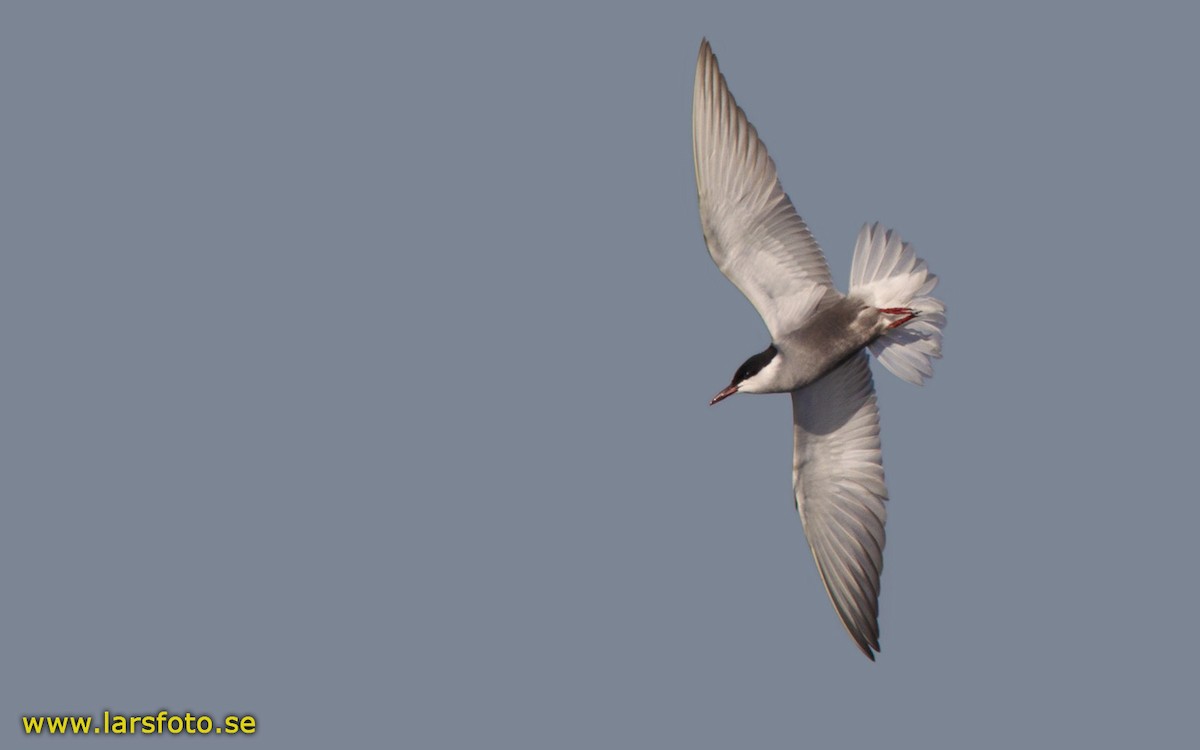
[880,307,919,329]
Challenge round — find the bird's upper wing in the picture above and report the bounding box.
[693,39,838,340]
[791,351,888,660]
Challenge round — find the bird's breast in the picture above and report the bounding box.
[778,300,883,390]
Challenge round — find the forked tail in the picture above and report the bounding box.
[849,223,946,385]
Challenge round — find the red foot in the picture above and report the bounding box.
[880,307,919,329]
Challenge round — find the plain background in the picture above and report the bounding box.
[4,2,1198,747]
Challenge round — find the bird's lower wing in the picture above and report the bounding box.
[791,352,888,660]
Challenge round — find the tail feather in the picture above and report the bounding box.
[850,223,946,386]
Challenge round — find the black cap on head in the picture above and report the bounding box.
[732,344,777,385]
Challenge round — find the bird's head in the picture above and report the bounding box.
[710,344,780,405]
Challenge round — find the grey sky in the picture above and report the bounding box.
[3,2,1197,747]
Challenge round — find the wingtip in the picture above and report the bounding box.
[853,631,880,661]
[851,633,880,661]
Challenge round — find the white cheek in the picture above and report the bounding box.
[741,359,782,394]
[740,379,763,394]
[740,369,771,394]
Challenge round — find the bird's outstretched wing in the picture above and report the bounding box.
[791,352,888,660]
[693,39,837,340]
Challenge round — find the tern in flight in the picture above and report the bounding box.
[693,39,946,659]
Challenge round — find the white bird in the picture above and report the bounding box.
[693,39,946,660]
